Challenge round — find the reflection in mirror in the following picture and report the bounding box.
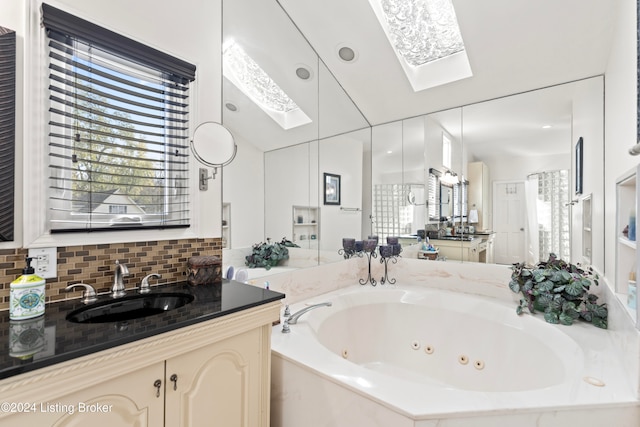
[222,0,371,279]
[401,116,426,236]
[265,140,318,257]
[0,26,15,242]
[318,128,371,254]
[440,183,452,219]
[371,121,403,240]
[424,108,462,247]
[462,77,604,270]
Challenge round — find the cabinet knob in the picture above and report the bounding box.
[170,374,178,391]
[154,379,162,398]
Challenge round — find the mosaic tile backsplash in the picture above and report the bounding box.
[0,238,222,311]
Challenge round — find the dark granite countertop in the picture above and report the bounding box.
[430,235,476,241]
[0,280,285,380]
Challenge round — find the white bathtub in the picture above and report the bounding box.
[271,285,640,426]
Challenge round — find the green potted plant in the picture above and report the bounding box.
[245,238,290,270]
[509,254,607,329]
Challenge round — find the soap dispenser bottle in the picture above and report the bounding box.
[10,257,46,320]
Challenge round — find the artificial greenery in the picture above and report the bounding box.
[509,254,607,329]
[245,238,290,270]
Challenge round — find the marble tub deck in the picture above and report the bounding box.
[242,257,640,426]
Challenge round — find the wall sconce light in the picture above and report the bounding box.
[442,170,459,185]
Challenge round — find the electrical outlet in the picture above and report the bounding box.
[28,247,57,279]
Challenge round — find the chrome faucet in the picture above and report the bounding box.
[139,273,162,294]
[65,283,97,304]
[112,260,130,298]
[281,302,332,333]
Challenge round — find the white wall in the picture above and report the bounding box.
[264,143,315,243]
[604,0,638,286]
[571,77,605,270]
[222,133,264,248]
[319,132,364,249]
[481,153,571,184]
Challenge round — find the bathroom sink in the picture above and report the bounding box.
[66,292,195,324]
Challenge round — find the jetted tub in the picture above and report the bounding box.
[271,285,639,426]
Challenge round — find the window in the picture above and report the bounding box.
[367,0,472,91]
[42,4,196,233]
[442,133,452,169]
[109,205,127,215]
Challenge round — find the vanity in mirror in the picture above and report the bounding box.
[220,0,605,280]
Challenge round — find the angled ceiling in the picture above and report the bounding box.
[277,0,619,125]
[223,0,618,154]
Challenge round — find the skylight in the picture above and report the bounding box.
[368,0,473,91]
[223,41,311,129]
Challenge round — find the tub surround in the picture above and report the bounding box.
[0,280,284,380]
[271,285,639,426]
[249,256,640,401]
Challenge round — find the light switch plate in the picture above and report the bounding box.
[28,247,57,279]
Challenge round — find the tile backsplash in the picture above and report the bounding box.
[0,238,222,311]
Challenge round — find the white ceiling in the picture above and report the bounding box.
[223,0,618,155]
[277,0,618,125]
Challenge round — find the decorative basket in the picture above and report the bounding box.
[186,256,222,285]
[418,250,438,260]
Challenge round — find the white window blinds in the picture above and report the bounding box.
[42,3,195,233]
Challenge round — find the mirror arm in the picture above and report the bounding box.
[199,167,218,191]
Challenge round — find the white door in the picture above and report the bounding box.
[493,181,526,264]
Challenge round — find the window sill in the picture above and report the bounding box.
[26,227,202,249]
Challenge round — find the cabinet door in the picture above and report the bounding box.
[165,327,267,427]
[0,362,165,427]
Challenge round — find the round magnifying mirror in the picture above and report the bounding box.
[191,122,237,167]
[407,191,416,205]
[407,191,425,206]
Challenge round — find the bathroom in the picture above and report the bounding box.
[0,0,639,426]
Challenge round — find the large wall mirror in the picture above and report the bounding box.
[221,1,604,278]
[369,77,603,270]
[222,0,370,277]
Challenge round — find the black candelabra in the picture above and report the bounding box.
[340,237,402,286]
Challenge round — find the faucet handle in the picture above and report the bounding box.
[65,283,97,304]
[140,273,162,294]
[281,319,291,334]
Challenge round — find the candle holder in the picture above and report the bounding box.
[359,239,378,286]
[339,238,357,259]
[379,245,397,285]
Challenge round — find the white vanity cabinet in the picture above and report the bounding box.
[433,238,481,262]
[0,301,280,427]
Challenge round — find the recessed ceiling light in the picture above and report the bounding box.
[296,67,311,80]
[337,46,357,62]
[542,125,552,129]
[225,102,238,112]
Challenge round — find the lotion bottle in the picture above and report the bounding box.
[10,257,45,320]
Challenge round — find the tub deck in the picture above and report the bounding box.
[271,284,640,426]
